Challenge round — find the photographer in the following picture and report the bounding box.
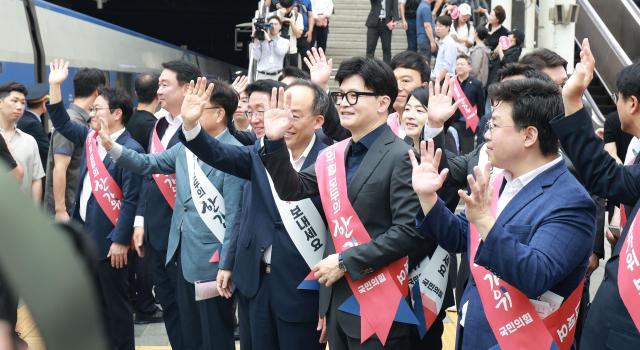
[273,0,304,68]
[252,16,290,80]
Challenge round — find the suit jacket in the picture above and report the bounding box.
[18,110,49,168]
[135,121,182,253]
[417,158,595,350]
[550,107,640,349]
[260,126,422,339]
[366,0,399,27]
[47,102,143,260]
[126,110,157,153]
[179,128,326,323]
[113,130,245,283]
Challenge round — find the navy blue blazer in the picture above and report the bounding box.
[135,123,181,253]
[179,128,326,323]
[47,102,143,260]
[417,160,595,350]
[551,107,640,349]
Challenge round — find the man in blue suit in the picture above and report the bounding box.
[179,78,329,350]
[100,80,245,350]
[550,39,640,349]
[47,59,143,350]
[410,77,595,349]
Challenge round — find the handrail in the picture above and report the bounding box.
[576,0,632,95]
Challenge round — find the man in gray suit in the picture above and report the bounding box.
[98,80,245,350]
[261,57,421,349]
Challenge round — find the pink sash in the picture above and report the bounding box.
[618,209,640,332]
[150,126,177,208]
[316,139,409,345]
[85,131,122,226]
[452,77,479,133]
[470,174,584,350]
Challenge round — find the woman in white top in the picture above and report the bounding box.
[450,3,475,54]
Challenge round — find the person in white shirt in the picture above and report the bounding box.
[432,15,458,81]
[311,0,333,52]
[252,16,291,80]
[0,82,45,204]
[450,3,475,54]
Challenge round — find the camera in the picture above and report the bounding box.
[253,18,272,41]
[278,0,295,40]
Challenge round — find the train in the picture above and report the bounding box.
[0,0,243,104]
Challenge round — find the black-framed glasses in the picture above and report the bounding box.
[485,120,515,133]
[330,91,378,106]
[89,106,113,114]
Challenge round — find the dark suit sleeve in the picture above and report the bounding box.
[259,138,320,200]
[321,102,351,142]
[341,149,423,281]
[475,196,595,297]
[417,198,470,254]
[17,117,49,165]
[46,102,89,146]
[227,121,258,146]
[109,144,144,245]
[551,108,640,206]
[179,128,254,180]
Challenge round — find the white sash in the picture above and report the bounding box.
[186,148,226,243]
[409,246,450,318]
[265,169,327,269]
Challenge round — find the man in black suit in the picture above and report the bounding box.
[366,0,399,64]
[260,57,421,349]
[127,74,159,153]
[550,39,640,349]
[18,83,49,168]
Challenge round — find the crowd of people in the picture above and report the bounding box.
[1,1,640,350]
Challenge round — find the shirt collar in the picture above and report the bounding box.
[25,110,41,120]
[357,123,388,150]
[290,133,316,164]
[503,155,563,188]
[110,127,126,142]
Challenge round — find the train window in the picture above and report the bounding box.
[0,62,3,74]
[115,72,134,97]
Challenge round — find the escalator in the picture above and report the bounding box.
[575,0,635,125]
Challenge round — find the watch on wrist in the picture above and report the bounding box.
[338,253,347,272]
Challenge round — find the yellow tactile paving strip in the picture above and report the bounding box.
[17,305,457,350]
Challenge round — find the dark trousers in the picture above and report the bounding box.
[248,273,323,350]
[0,272,17,331]
[298,36,312,73]
[148,246,183,349]
[406,17,417,51]
[175,257,235,350]
[366,21,393,64]
[327,305,411,350]
[236,292,253,350]
[97,260,134,350]
[417,41,432,64]
[452,121,476,155]
[128,251,157,315]
[410,308,446,349]
[313,26,329,52]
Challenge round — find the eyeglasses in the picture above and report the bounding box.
[485,120,515,133]
[330,91,378,106]
[243,110,265,119]
[89,106,113,114]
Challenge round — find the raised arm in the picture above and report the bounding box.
[47,59,89,145]
[179,78,254,180]
[552,39,640,205]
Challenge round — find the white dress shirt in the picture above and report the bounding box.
[79,127,126,222]
[311,0,334,17]
[133,112,183,228]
